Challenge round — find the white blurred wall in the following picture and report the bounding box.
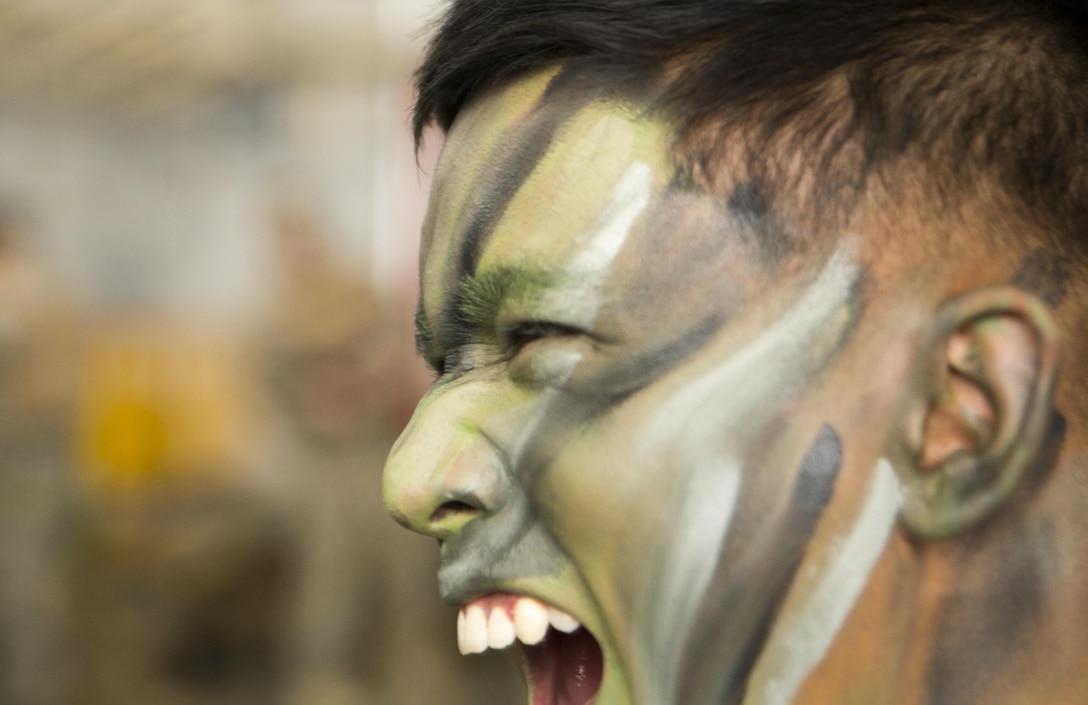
[0,0,442,318]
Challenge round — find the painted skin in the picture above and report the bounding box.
[382,68,930,705]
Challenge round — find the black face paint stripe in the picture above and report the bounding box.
[1011,247,1070,308]
[726,176,800,268]
[557,258,870,431]
[453,97,570,281]
[925,551,1049,705]
[676,424,842,705]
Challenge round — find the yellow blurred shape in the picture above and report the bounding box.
[87,397,168,480]
[76,318,256,499]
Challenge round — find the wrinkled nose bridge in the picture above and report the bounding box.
[383,410,509,540]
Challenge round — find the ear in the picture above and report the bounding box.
[893,286,1060,540]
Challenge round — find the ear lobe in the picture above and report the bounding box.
[895,286,1060,540]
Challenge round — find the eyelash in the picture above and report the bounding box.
[503,321,582,354]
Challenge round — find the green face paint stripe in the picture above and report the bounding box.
[448,160,655,353]
[431,157,659,371]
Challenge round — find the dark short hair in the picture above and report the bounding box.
[413,0,1087,261]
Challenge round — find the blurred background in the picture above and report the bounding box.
[0,0,523,703]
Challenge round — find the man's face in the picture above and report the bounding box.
[384,70,904,705]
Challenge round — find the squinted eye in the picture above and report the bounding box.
[504,321,582,355]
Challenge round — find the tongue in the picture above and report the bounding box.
[524,627,603,705]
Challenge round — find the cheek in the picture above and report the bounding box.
[534,396,702,614]
[508,343,592,389]
[532,342,822,610]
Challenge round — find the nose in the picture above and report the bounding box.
[383,390,510,541]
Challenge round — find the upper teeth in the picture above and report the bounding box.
[457,595,581,655]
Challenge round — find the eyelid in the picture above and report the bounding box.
[425,320,592,379]
[501,320,586,351]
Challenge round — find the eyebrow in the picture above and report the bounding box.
[415,266,556,361]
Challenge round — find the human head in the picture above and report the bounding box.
[385,2,1088,704]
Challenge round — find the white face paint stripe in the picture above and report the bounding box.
[507,351,584,467]
[504,161,653,466]
[747,459,902,705]
[638,244,860,704]
[536,161,653,330]
[573,161,654,271]
[643,456,742,705]
[641,244,859,452]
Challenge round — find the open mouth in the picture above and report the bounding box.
[457,593,603,705]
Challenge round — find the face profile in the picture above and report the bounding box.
[384,2,1088,704]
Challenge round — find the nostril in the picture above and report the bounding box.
[429,500,480,524]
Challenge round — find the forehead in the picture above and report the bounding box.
[418,70,793,357]
[422,71,674,290]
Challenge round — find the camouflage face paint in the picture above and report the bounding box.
[620,245,859,702]
[384,73,897,705]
